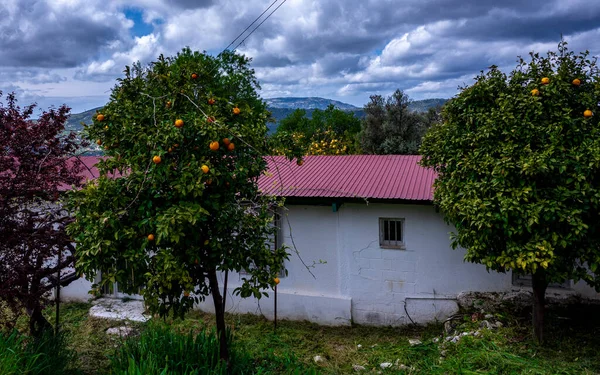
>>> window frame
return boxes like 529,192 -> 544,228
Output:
379,217 -> 405,249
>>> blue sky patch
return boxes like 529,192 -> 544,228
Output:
124,8 -> 154,37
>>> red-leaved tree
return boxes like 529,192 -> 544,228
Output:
0,92 -> 84,336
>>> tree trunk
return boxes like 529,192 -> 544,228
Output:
208,269 -> 229,364
532,269 -> 548,344
26,305 -> 52,338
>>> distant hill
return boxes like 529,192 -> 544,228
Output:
65,97 -> 448,137
264,97 -> 359,110
265,97 -> 448,130
64,107 -> 101,132
408,98 -> 447,112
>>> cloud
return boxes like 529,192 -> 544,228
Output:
0,68 -> 66,84
1,0 -> 599,112
75,34 -> 161,81
0,0 -> 133,68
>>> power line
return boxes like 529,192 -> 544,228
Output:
223,0 -> 282,52
232,0 -> 287,51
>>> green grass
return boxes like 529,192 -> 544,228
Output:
3,301 -> 600,374
0,329 -> 80,375
109,323 -> 233,374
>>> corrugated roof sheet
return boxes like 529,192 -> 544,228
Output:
259,155 -> 435,201
74,155 -> 436,201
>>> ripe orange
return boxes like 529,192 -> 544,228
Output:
147,234 -> 155,241
166,101 -> 172,108
96,139 -> 102,146
541,77 -> 550,85
210,141 -> 220,151
274,277 -> 280,285
584,110 -> 593,118
184,291 -> 190,297
572,78 -> 581,86
227,142 -> 235,151
531,89 -> 540,96
174,119 -> 184,128
223,138 -> 231,146
201,165 -> 209,174
153,155 -> 162,164
233,107 -> 241,115
208,98 -> 215,105
97,114 -> 105,122
191,73 -> 198,79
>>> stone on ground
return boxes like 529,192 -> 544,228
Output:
89,298 -> 149,322
106,326 -> 135,337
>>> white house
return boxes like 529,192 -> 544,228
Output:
61,155 -> 600,326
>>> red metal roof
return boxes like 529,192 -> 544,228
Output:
76,156 -> 104,181
259,155 -> 435,201
74,155 -> 436,201
59,156 -> 118,190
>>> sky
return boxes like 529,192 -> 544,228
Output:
1,0 -> 600,113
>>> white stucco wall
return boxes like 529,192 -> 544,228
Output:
59,277 -> 95,302
195,205 -> 352,326
339,203 -> 510,325
60,202 -> 599,326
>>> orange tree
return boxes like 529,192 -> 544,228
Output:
306,128 -> 350,155
420,41 -> 600,343
67,49 -> 291,362
271,105 -> 361,155
271,129 -> 355,156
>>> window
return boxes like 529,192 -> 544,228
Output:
379,218 -> 405,249
511,273 -> 571,289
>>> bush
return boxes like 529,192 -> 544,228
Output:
0,330 -> 79,375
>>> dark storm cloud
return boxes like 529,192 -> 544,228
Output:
0,68 -> 66,84
240,0 -> 600,74
444,5 -> 600,43
250,54 -> 294,68
0,1 -> 129,68
317,54 -> 364,76
170,0 -> 216,9
3,0 -> 600,110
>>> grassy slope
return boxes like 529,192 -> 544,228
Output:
19,301 -> 597,375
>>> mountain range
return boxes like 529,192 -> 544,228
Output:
65,97 -> 448,134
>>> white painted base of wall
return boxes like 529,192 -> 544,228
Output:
59,277 -> 94,302
195,288 -> 352,326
